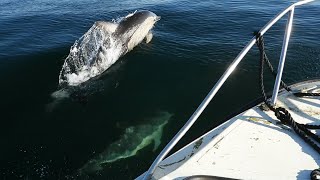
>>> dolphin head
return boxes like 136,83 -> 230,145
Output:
134,10 -> 160,23
114,10 -> 160,52
114,10 -> 159,38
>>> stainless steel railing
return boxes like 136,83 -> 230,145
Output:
143,0 -> 315,179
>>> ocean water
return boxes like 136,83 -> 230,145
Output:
0,0 -> 319,179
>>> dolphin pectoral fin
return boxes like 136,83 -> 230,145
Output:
145,31 -> 153,43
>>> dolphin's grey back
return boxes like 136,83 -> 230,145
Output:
114,11 -> 155,37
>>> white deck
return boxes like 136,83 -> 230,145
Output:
139,80 -> 320,180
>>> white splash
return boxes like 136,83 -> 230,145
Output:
59,23 -> 123,86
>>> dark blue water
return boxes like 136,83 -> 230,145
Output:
0,0 -> 319,179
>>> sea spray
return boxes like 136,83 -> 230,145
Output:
59,22 -> 123,86
79,111 -> 173,174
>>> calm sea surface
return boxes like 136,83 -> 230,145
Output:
0,0 -> 319,179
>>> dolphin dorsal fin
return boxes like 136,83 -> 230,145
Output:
94,21 -> 118,33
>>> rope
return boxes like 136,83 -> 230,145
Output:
311,168 -> 320,180
264,52 -> 292,91
256,32 -> 320,179
253,31 -> 320,98
274,107 -> 320,151
294,92 -> 320,97
254,31 -> 292,92
256,33 -> 320,154
255,32 -> 320,131
256,32 -> 275,111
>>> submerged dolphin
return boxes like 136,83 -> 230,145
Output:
78,112 -> 173,174
59,10 -> 160,86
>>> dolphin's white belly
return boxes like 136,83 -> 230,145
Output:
127,17 -> 156,51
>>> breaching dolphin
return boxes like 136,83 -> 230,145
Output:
59,10 -> 160,86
